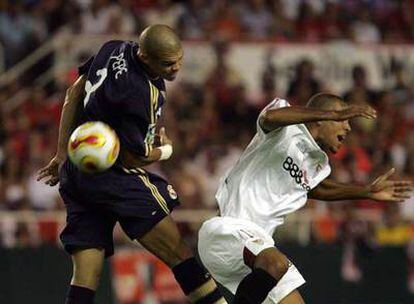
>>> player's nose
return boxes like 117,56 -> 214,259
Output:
344,120 -> 351,132
172,60 -> 182,72
171,64 -> 180,72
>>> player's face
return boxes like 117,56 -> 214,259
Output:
148,49 -> 184,81
318,105 -> 351,153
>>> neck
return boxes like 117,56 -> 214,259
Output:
306,123 -> 320,144
136,51 -> 159,80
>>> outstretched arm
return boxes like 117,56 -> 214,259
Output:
37,75 -> 86,185
259,104 -> 376,132
309,168 -> 413,202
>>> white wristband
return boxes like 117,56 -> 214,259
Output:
158,144 -> 173,160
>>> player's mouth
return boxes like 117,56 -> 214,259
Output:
337,133 -> 346,143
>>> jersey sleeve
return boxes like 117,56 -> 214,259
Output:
78,56 -> 95,76
257,98 -> 290,135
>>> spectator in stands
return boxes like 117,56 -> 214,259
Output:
239,0 -> 273,40
287,59 -> 321,105
40,0 -> 80,34
295,2 -> 323,42
176,0 -> 211,40
210,0 -> 242,41
0,1 -> 46,68
391,63 -> 411,105
80,0 -> 135,35
350,4 -> 381,43
143,0 -> 183,29
319,1 -> 346,41
205,39 -> 244,125
268,0 -> 295,41
376,204 -> 412,246
344,65 -> 376,105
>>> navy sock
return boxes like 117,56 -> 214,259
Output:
172,257 -> 226,303
65,285 -> 95,304
234,268 -> 278,304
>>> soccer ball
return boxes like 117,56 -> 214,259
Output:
68,121 -> 120,173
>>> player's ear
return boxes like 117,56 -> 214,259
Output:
138,49 -> 148,62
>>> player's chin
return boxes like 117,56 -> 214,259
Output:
329,143 -> 342,153
164,72 -> 178,81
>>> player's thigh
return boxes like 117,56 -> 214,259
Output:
71,247 -> 105,290
59,162 -> 118,257
198,217 -> 273,293
137,215 -> 193,268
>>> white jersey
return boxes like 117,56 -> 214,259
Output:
216,98 -> 331,235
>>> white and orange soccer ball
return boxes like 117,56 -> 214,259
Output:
68,121 -> 120,173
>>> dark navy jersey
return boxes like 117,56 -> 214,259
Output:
78,40 -> 166,157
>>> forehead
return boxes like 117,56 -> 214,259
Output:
332,102 -> 346,111
154,48 -> 184,61
324,100 -> 346,111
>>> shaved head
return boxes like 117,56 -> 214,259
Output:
139,24 -> 182,59
137,24 -> 183,80
306,93 -> 346,110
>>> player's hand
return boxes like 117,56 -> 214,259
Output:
158,127 -> 172,146
36,154 -> 66,186
334,105 -> 377,121
368,168 -> 413,202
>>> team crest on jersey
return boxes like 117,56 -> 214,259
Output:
167,185 -> 178,199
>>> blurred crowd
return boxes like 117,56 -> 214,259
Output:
2,0 -> 414,68
0,0 -> 413,255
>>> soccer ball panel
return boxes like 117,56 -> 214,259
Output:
68,121 -> 120,173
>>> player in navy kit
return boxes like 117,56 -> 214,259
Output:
38,25 -> 226,304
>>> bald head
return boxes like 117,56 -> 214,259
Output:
139,24 -> 182,58
137,24 -> 183,81
306,93 -> 346,110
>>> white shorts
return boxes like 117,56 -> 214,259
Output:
198,216 -> 305,303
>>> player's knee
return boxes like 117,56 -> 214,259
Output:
72,265 -> 102,289
255,249 -> 289,281
71,248 -> 104,289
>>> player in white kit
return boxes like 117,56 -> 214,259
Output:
198,93 -> 413,304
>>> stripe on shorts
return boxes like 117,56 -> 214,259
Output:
138,175 -> 170,214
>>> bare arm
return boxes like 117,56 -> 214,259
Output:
56,75 -> 87,158
37,75 -> 86,185
308,179 -> 370,201
309,169 -> 413,202
259,105 -> 376,132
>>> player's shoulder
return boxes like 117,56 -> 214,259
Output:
103,41 -> 148,98
257,97 -> 292,135
259,97 -> 290,118
264,98 -> 290,111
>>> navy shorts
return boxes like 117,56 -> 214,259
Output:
58,161 -> 180,257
